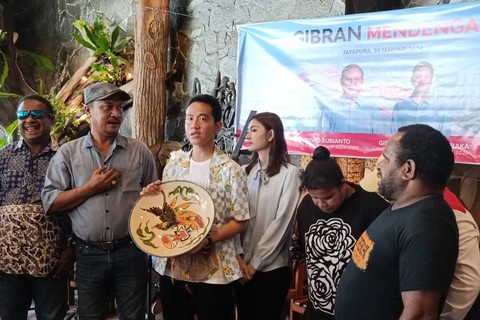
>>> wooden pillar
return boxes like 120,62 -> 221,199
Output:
133,0 -> 170,171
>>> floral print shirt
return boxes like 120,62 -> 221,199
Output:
153,148 -> 250,283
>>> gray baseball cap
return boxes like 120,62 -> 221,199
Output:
84,82 -> 130,105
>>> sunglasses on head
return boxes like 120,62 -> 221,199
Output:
16,110 -> 52,120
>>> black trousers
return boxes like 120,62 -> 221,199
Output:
233,266 -> 291,320
159,275 -> 235,320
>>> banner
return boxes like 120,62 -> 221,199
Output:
236,2 -> 480,164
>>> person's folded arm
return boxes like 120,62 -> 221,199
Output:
43,165 -> 121,213
400,290 -> 442,320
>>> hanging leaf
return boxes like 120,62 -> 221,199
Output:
5,120 -> 18,136
0,51 -> 8,87
0,120 -> 18,148
22,51 -> 55,72
111,26 -> 120,51
0,92 -> 21,98
71,34 -> 97,53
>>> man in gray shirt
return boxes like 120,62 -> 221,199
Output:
42,82 -> 158,319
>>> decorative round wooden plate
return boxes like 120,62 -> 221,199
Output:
129,180 -> 215,257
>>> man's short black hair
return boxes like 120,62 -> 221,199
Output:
188,94 -> 222,123
17,94 -> 55,116
397,124 -> 454,189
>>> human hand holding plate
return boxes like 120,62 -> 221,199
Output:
140,180 -> 162,196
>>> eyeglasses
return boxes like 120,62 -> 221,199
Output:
16,110 -> 52,120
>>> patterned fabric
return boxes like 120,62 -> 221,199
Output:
0,204 -> 62,276
305,218 -> 356,314
336,157 -> 364,184
170,249 -> 220,282
0,142 -> 69,276
153,148 -> 250,283
0,142 -> 54,205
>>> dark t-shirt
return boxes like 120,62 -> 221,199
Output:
335,195 -> 459,320
296,184 -> 389,320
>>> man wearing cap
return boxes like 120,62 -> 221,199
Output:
42,82 -> 158,319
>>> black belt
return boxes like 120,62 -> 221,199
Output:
74,235 -> 132,250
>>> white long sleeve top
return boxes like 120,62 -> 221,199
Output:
239,162 -> 301,272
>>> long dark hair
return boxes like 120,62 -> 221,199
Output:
245,112 -> 290,177
301,146 -> 344,190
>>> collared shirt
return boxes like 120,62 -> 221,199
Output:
321,96 -> 376,133
391,96 -> 450,135
153,147 -> 250,283
0,141 -> 70,276
1,141 -> 55,206
42,132 -> 158,242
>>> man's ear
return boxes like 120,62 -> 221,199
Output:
214,121 -> 222,134
84,105 -> 92,117
401,159 -> 417,181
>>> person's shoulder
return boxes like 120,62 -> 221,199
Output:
213,148 -> 239,166
0,142 -> 17,153
352,184 -> 389,206
121,136 -> 152,151
223,157 -> 243,171
357,97 -> 378,109
57,135 -> 87,151
403,196 -> 455,222
164,149 -> 189,164
285,162 -> 299,170
0,143 -> 14,161
297,194 -> 317,216
298,193 -> 313,206
118,135 -> 144,146
353,184 -> 380,196
282,163 -> 302,178
325,96 -> 344,109
393,97 -> 415,109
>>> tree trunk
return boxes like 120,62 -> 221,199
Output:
133,0 -> 170,173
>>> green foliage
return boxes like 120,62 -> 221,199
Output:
0,120 -> 18,148
50,98 -> 89,144
23,51 -> 56,72
0,30 -> 5,44
0,30 -> 9,88
0,29 -> 18,147
0,92 -> 21,99
0,28 -> 55,146
0,16 -> 133,147
0,30 -> 55,91
72,13 -> 133,84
